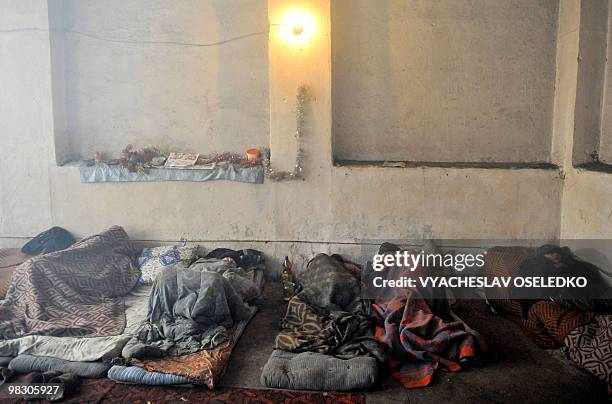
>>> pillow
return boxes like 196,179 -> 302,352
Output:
261,350 -> 379,391
138,245 -> 198,284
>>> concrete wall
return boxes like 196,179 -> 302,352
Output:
1,0 -> 598,273
595,1 -> 612,164
53,0 -> 269,162
0,0 -> 54,242
332,0 -> 558,163
560,0 -> 612,239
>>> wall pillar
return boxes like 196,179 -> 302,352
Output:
268,0 -> 332,173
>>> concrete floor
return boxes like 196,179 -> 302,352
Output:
221,282 -> 609,404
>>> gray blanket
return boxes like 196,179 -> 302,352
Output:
0,335 -> 131,362
261,350 -> 379,391
124,262 -> 255,358
297,254 -> 363,313
9,354 -> 110,378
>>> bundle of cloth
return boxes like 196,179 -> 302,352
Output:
109,248 -> 266,389
366,242 -> 486,389
261,253 -> 386,391
483,245 -> 612,395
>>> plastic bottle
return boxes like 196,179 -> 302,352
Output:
282,256 -> 294,301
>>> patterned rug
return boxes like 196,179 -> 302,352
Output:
8,378 -> 366,403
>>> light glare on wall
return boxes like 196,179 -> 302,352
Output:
278,9 -> 316,45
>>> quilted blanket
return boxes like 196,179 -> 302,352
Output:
275,295 -> 384,362
0,226 -> 141,338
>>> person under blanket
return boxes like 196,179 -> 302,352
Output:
274,254 -> 387,364
512,245 -> 612,316
483,246 -> 612,395
370,242 -> 486,389
123,260 -> 257,359
0,226 -> 141,338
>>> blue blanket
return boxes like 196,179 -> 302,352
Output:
108,365 -> 193,385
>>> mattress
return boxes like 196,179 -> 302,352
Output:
261,350 -> 379,391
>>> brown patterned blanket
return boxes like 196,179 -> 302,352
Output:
0,226 -> 141,338
483,247 -> 595,349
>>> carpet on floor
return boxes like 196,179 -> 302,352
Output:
7,378 -> 366,404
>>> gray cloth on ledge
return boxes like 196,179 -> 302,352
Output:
9,354 -> 110,378
261,350 -> 379,391
79,163 -> 264,184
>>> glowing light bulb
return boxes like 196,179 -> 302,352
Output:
293,24 -> 304,36
278,9 -> 316,45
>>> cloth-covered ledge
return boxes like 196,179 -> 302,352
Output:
79,163 -> 264,184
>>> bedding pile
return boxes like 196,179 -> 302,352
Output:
483,246 -> 612,394
261,253 -> 386,391
112,248 -> 265,389
0,228 -> 265,393
0,226 -> 143,400
122,263 -> 254,358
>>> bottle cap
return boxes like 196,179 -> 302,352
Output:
284,256 -> 289,260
